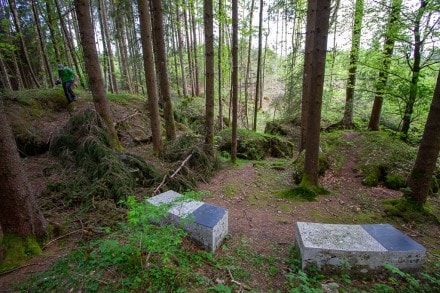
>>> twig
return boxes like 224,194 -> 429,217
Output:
117,110 -> 139,124
227,268 -> 251,291
153,154 -> 192,195
170,154 -> 193,178
153,174 -> 168,195
0,264 -> 35,276
42,229 -> 83,250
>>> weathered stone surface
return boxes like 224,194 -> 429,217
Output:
147,191 -> 228,252
296,222 -> 426,274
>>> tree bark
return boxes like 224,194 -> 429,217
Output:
74,0 -> 122,151
253,0 -> 263,131
138,0 -> 162,153
401,0 -> 427,139
150,0 -> 176,140
231,0 -> 238,163
368,0 -> 402,131
189,1 -> 200,96
0,100 -> 47,239
175,2 -> 188,97
302,0 -> 331,186
342,0 -> 364,127
406,68 -> 440,207
218,0 -> 224,130
204,0 -> 214,152
244,0 -> 255,128
45,0 -> 62,64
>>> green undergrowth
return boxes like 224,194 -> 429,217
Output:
276,185 -> 330,202
355,131 -> 416,189
383,196 -> 440,224
17,194 -> 283,292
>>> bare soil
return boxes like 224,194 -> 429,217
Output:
1,99 -> 439,292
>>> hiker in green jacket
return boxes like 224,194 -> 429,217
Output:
57,64 -> 78,103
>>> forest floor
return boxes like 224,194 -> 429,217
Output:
0,95 -> 439,292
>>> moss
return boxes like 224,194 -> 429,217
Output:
0,234 -> 42,272
384,174 -> 406,190
383,198 -> 439,223
292,152 -> 330,184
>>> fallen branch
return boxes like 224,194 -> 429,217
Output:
43,229 -> 83,250
170,154 -> 193,178
153,154 -> 192,195
0,263 -> 35,276
117,110 -> 139,124
227,268 -> 251,291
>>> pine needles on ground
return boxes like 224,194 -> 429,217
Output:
48,109 -> 158,209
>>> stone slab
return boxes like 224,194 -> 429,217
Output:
147,191 -> 228,253
296,222 -> 426,274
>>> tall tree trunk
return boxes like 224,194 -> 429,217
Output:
253,0 -> 263,131
406,68 -> 440,207
401,0 -> 426,139
183,4 -> 195,96
342,0 -> 364,127
45,0 -> 62,64
74,0 -> 122,151
150,0 -> 176,141
0,100 -> 47,239
100,0 -> 118,93
138,0 -> 162,153
368,0 -> 402,131
55,0 -> 84,88
231,0 -> 238,163
189,1 -> 200,96
31,0 -> 55,87
8,0 -> 40,88
112,0 -> 134,93
218,0 -> 224,130
204,0 -> 214,152
97,1 -> 110,91
301,0 -> 331,186
175,3 -> 188,97
244,0 -> 256,128
299,0 -> 316,152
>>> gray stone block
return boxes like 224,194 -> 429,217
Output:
295,222 -> 426,274
147,191 -> 228,253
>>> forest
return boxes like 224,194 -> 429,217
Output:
0,0 -> 439,291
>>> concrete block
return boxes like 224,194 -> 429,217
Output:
147,191 -> 228,253
296,222 -> 426,274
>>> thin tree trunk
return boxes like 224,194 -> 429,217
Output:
31,0 -> 55,87
401,0 -> 426,139
55,0 -> 84,88
244,0 -> 256,128
0,54 -> 12,90
137,0 -> 162,153
231,0 -> 238,163
368,0 -> 402,131
183,4 -> 195,96
8,0 -> 40,88
190,1 -> 200,96
342,0 -> 364,127
218,0 -> 224,130
99,0 -> 118,93
45,0 -> 62,64
150,0 -> 176,140
253,0 -> 263,131
74,0 -> 122,151
204,0 -> 214,152
175,3 -> 188,97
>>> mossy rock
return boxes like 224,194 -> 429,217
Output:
431,175 -> 439,195
0,234 -> 42,272
218,128 -> 294,160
